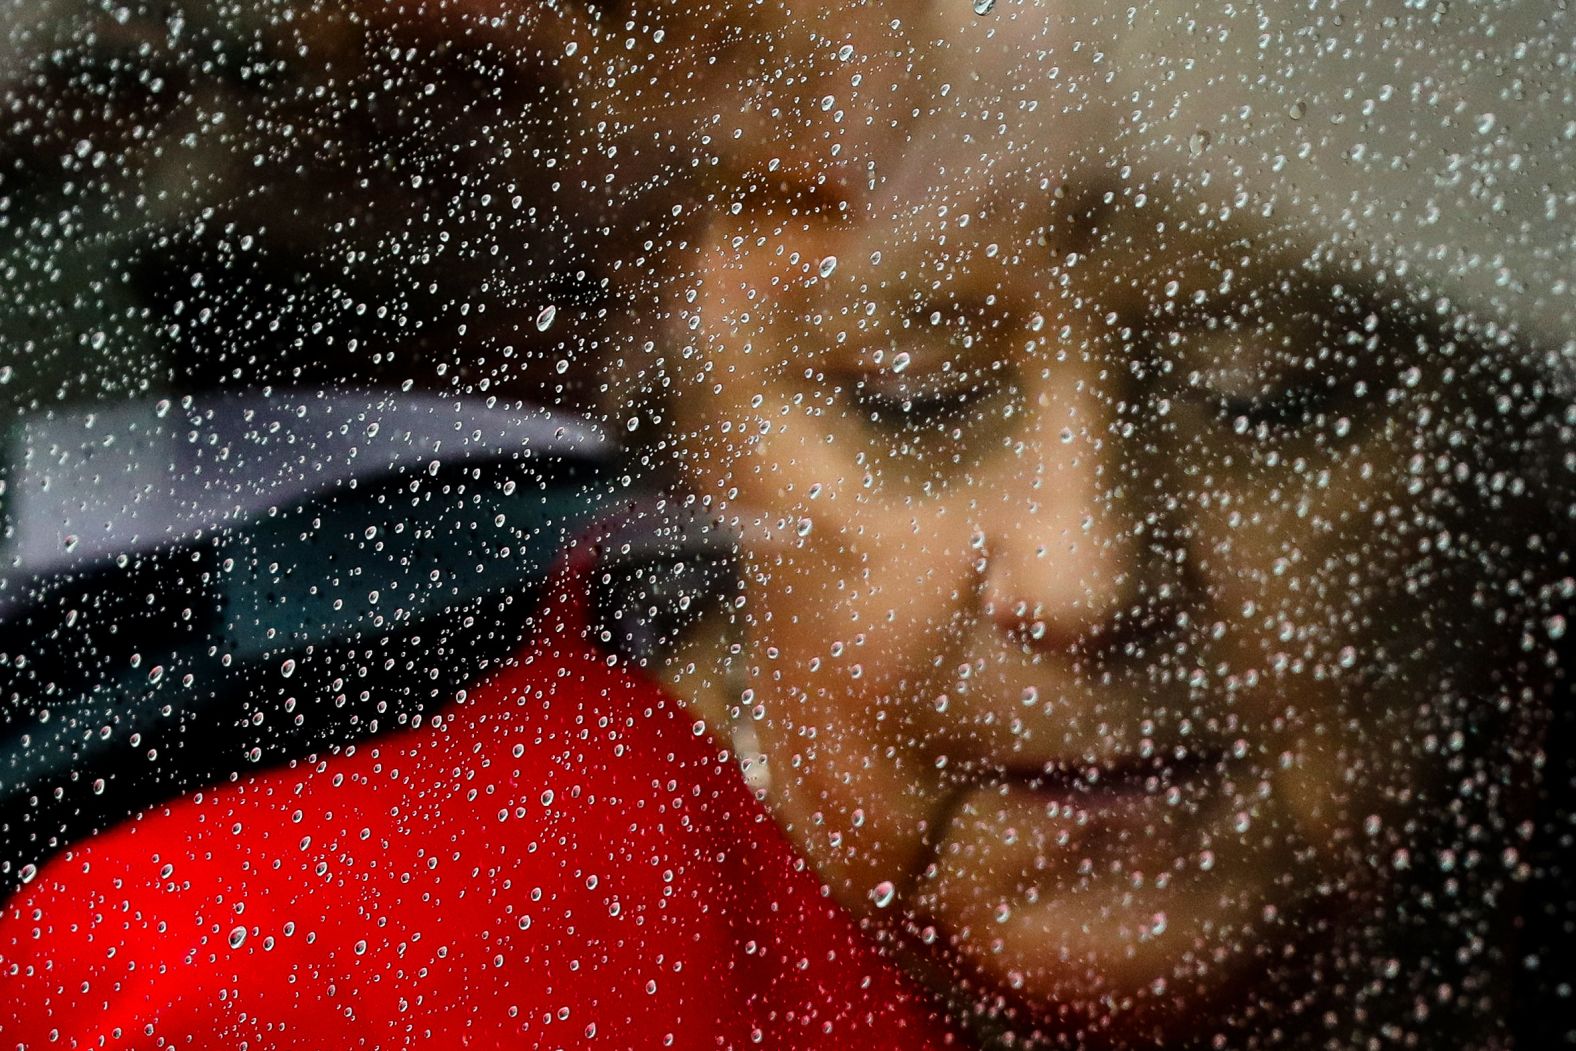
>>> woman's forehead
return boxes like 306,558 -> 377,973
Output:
701,0 -> 1571,344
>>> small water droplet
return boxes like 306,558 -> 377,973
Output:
1188,129 -> 1213,155
891,351 -> 912,374
536,304 -> 557,332
972,0 -> 995,14
818,255 -> 838,278
228,926 -> 247,949
871,880 -> 897,908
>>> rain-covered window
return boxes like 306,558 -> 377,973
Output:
2,2 -> 1573,1048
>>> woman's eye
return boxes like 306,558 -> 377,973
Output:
730,169 -> 850,222
846,368 -> 1012,432
1209,374 -> 1340,435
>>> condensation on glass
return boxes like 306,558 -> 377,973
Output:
0,2 -> 1572,1048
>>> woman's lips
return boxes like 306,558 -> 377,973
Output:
996,749 -> 1228,823
912,747 -> 1236,925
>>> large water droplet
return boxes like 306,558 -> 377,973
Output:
871,880 -> 897,908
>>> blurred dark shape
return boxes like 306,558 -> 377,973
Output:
0,391 -> 615,890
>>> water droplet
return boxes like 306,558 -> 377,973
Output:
972,0 -> 995,14
796,517 -> 813,538
1288,99 -> 1306,120
871,880 -> 897,907
228,926 -> 247,949
18,863 -> 37,884
891,351 -> 912,374
1188,129 -> 1213,155
536,304 -> 557,332
818,255 -> 838,278
280,658 -> 296,679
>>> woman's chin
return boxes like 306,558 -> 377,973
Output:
917,875 -> 1277,1047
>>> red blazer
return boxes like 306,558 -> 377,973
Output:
0,560 -> 956,1049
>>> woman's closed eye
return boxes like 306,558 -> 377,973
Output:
842,361 -> 1018,433
1202,369 -> 1347,436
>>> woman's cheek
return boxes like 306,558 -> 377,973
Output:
728,423 -> 987,904
1183,432 -> 1436,865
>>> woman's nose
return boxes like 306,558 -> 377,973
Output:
977,391 -> 1166,657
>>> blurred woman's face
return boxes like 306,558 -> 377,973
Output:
655,9 -> 1539,1045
